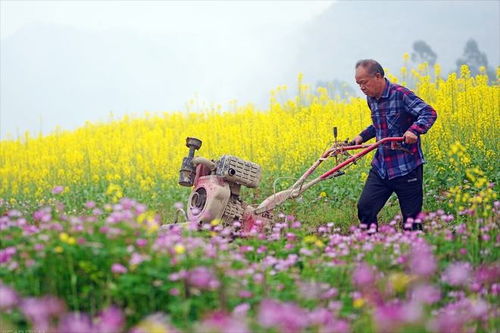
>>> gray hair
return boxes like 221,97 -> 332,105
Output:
355,59 -> 385,77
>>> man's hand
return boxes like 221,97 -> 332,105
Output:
349,135 -> 364,146
403,131 -> 418,144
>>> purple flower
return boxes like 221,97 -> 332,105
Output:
258,299 -> 308,333
233,303 -> 250,318
33,208 -> 51,222
129,253 -> 146,266
373,302 -> 404,332
0,246 -> 17,264
168,270 -> 187,281
408,241 -> 436,277
400,301 -> 423,323
95,306 -> 124,333
442,262 -> 472,286
352,263 -> 376,287
111,263 -> 127,274
51,186 -> 64,194
58,312 -> 93,333
187,267 -> 220,290
197,311 -> 249,333
238,290 -> 253,298
84,201 -> 96,209
474,264 -> 500,285
470,298 -> 489,318
307,307 -> 350,332
169,288 -> 180,296
298,281 -> 330,300
7,209 -> 22,217
0,284 -> 18,309
429,298 -> 483,333
411,284 -> 441,304
21,296 -> 65,331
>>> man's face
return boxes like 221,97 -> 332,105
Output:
355,66 -> 383,98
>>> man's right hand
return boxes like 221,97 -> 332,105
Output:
349,135 -> 363,146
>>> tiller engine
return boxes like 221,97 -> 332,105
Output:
178,137 -> 271,232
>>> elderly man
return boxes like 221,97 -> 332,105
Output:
351,59 -> 437,232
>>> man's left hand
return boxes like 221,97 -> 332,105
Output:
403,131 -> 418,144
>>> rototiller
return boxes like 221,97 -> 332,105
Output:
178,129 -> 406,232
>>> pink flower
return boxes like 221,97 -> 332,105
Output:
411,284 -> 441,304
198,311 -> 249,333
308,308 -> 350,332
129,253 -> 146,266
352,263 -> 376,287
408,241 -> 436,277
258,299 -> 308,333
51,186 -> 64,194
187,267 -> 220,290
0,284 -> 18,309
0,246 -> 17,263
373,302 -> 404,332
21,296 -> 66,331
169,288 -> 180,296
442,262 -> 472,286
111,263 -> 127,274
474,264 -> 500,285
233,303 -> 250,317
84,201 -> 96,209
58,312 -> 93,333
429,299 -> 482,333
95,306 -> 124,333
33,208 -> 52,222
239,290 -> 253,298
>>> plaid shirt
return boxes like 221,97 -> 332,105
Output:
359,79 -> 437,180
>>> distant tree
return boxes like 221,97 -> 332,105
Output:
411,40 -> 437,66
456,39 -> 495,80
315,79 -> 356,100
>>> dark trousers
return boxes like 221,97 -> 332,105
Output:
357,165 -> 423,231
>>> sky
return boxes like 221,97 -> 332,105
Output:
0,1 -> 333,39
0,0 -> 333,138
0,0 -> 498,139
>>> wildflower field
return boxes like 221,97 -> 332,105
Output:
0,64 -> 499,332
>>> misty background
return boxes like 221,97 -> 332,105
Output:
1,0 -> 499,139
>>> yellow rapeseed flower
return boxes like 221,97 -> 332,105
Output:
59,232 -> 69,242
0,63 -> 497,216
174,244 -> 185,254
389,272 -> 414,293
353,298 -> 365,308
304,235 -> 318,243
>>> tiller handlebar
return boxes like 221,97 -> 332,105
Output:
253,136 -> 406,214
